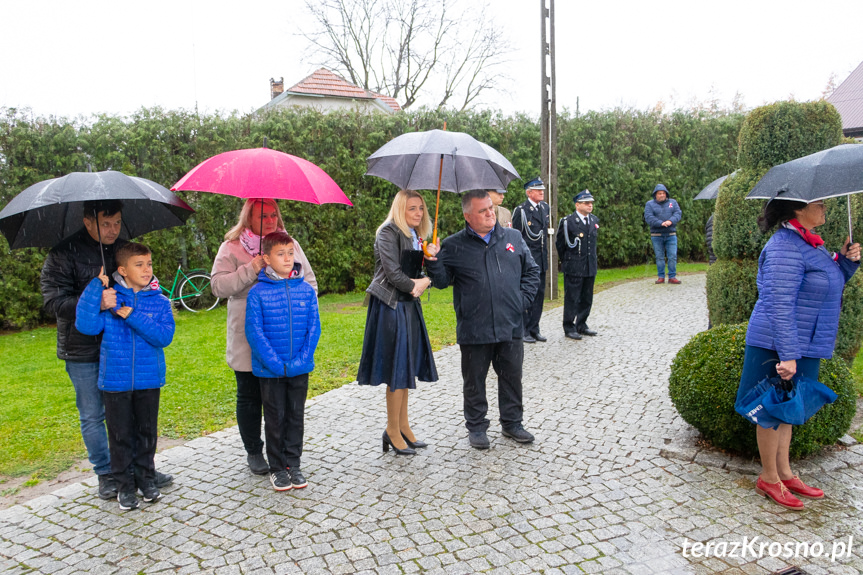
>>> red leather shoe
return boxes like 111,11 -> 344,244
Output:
781,476 -> 824,499
655,278 -> 665,284
668,278 -> 682,284
755,477 -> 804,510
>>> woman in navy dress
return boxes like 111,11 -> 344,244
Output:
738,198 -> 859,509
358,190 -> 439,455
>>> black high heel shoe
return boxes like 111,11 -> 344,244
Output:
401,433 -> 428,449
382,431 -> 416,455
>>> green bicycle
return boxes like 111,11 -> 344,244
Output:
160,265 -> 220,312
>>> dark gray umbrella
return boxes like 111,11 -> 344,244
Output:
0,171 -> 194,250
746,143 -> 863,241
366,128 -> 519,248
366,129 -> 519,193
694,170 -> 738,200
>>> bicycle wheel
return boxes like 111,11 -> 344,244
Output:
179,273 -> 220,312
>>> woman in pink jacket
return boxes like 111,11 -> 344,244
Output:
211,199 -> 317,475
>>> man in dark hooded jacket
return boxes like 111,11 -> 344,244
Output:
644,184 -> 682,284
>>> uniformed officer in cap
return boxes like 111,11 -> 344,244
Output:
512,177 -> 550,343
555,190 -> 599,340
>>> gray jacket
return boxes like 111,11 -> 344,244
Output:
366,222 -> 422,309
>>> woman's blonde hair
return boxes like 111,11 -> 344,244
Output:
224,199 -> 286,241
376,190 -> 432,239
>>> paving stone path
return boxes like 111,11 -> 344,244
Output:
2,275 -> 862,575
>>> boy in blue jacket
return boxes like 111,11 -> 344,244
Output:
245,231 -> 321,492
76,242 -> 175,510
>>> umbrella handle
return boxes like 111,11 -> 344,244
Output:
430,153 -> 444,249
426,121 -> 447,258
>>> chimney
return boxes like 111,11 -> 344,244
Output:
270,77 -> 284,100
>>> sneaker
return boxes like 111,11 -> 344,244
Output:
270,470 -> 292,491
140,482 -> 162,503
154,470 -> 174,488
502,425 -> 535,444
248,453 -> 269,475
288,467 -> 308,489
98,474 -> 118,500
655,277 -> 665,284
468,431 -> 490,450
668,278 -> 681,284
117,490 -> 139,511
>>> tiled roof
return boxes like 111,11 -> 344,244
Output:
287,68 -> 401,112
828,61 -> 863,134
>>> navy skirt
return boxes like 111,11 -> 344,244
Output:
735,345 -> 821,412
357,295 -> 438,391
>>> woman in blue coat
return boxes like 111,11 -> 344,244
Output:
739,198 -> 860,510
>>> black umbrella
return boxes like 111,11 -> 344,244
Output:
746,144 -> 863,241
0,171 -> 194,268
694,170 -> 738,200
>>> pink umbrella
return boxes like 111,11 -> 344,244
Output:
172,147 -> 352,206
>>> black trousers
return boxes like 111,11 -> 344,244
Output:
562,274 -> 595,334
459,341 -> 524,432
235,371 -> 264,455
523,269 -> 546,336
103,388 -> 160,492
259,374 -> 309,473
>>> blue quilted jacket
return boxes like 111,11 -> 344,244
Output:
746,228 -> 858,360
245,267 -> 321,378
75,277 -> 175,392
643,191 -> 682,234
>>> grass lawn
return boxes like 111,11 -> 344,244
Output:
3,261 -> 859,482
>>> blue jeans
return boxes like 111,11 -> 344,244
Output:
651,234 -> 678,278
65,361 -> 111,475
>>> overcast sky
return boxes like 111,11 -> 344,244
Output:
1,0 -> 860,120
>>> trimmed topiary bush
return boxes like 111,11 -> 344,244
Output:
737,100 -> 843,172
711,169 -> 767,261
669,323 -> 857,458
705,259 -> 759,326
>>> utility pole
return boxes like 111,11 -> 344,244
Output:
540,0 -> 558,298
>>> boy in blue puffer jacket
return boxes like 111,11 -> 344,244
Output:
245,231 -> 321,492
76,242 -> 174,511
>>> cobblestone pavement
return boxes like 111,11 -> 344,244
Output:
2,275 -> 862,575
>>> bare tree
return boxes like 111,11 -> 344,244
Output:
299,0 -> 509,110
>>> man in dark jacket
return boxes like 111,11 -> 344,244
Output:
427,190 -> 540,450
556,190 -> 599,339
644,183 -> 683,284
40,200 -> 172,500
511,178 -> 550,342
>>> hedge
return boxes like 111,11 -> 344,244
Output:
1,105 -> 743,328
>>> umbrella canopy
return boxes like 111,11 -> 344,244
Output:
365,129 -> 520,193
172,147 -> 352,206
0,171 -> 194,249
746,144 -> 863,202
694,170 -> 738,200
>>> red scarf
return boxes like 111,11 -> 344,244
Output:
787,218 -> 824,248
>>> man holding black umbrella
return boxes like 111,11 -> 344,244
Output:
41,200 -> 172,500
